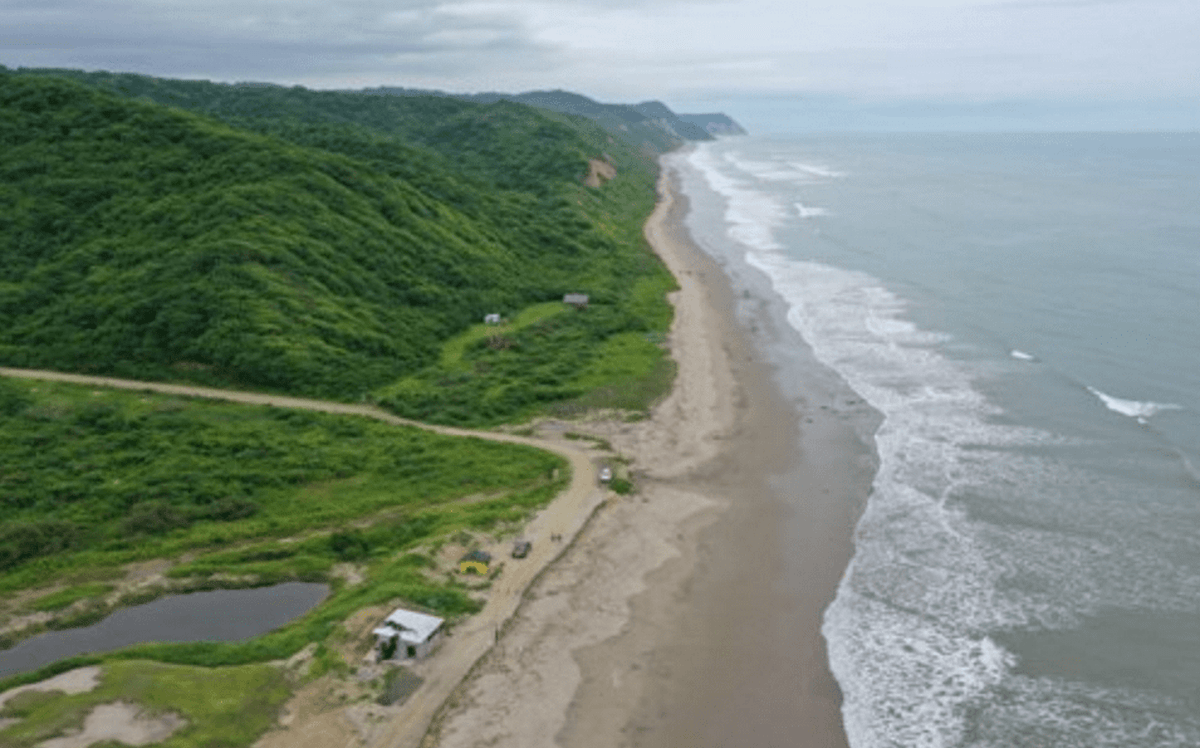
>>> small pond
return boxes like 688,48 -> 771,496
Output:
0,582 -> 329,679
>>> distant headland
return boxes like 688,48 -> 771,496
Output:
361,86 -> 748,149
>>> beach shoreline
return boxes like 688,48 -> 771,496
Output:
430,158 -> 878,747
0,154 -> 879,748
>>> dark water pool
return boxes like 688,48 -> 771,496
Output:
0,582 -> 328,679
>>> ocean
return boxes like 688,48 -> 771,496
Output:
667,133 -> 1200,747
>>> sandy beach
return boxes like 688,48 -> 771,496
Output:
428,162 -> 879,747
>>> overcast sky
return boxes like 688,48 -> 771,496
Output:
5,0 -> 1199,131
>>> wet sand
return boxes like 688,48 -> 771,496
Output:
430,163 -> 878,747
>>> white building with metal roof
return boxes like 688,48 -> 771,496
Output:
372,608 -> 445,660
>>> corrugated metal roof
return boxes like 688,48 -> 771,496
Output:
373,608 -> 444,644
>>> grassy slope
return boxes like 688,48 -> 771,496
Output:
0,660 -> 290,748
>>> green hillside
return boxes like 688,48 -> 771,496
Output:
360,86 -> 717,155
458,89 -> 712,154
0,69 -> 676,419
13,69 -> 633,192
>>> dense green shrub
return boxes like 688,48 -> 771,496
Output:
609,478 -> 634,495
0,379 -> 32,416
0,520 -> 82,573
30,583 -> 114,612
121,501 -> 192,536
380,635 -> 398,661
329,530 -> 371,561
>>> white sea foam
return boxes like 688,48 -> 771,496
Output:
725,154 -> 816,183
1086,386 -> 1182,422
965,672 -> 1200,746
825,590 -> 1016,748
788,160 -> 847,179
1011,349 -> 1036,361
723,152 -> 845,183
688,147 -> 787,251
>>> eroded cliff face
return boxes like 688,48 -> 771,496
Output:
585,158 -> 618,188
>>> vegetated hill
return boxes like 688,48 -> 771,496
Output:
9,68 -> 627,194
21,67 -> 743,167
0,69 -> 673,412
470,90 -> 713,152
628,101 -> 713,141
364,86 -> 734,154
676,113 -> 749,136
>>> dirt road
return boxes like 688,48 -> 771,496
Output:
0,366 -> 606,748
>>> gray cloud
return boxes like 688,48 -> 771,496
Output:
2,0 -> 557,82
3,0 -> 1197,128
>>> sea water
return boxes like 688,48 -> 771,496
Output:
668,133 -> 1200,747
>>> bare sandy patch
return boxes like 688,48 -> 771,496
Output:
0,609 -> 56,644
584,159 -> 617,188
330,563 -> 366,587
257,676 -> 363,748
37,701 -> 185,748
0,666 -> 103,712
